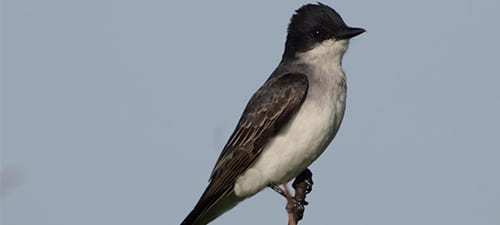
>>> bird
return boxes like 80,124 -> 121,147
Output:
181,3 -> 364,225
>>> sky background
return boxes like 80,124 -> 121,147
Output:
2,0 -> 500,225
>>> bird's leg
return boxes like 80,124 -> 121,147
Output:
267,168 -> 314,223
290,168 -> 313,222
268,183 -> 287,198
268,168 -> 313,199
292,168 -> 313,200
268,183 -> 308,222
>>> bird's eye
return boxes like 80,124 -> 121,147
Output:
312,28 -> 323,39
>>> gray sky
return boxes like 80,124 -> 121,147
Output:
2,0 -> 500,225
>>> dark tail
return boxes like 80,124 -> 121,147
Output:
180,185 -> 241,225
180,198 -> 208,225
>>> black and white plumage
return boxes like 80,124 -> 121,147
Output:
181,3 -> 364,225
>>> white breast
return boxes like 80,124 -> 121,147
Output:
233,39 -> 349,198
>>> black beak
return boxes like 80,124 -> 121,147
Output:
335,27 -> 365,40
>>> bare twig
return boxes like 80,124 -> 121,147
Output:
291,169 -> 313,222
281,169 -> 314,225
283,184 -> 297,225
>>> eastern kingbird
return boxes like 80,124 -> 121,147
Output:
181,3 -> 364,225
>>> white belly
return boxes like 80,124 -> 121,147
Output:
233,96 -> 344,197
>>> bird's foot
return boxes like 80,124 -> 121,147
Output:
290,168 -> 313,222
286,194 -> 308,222
268,168 -> 314,223
292,168 -> 313,196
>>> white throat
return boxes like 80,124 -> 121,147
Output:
297,38 -> 349,68
294,38 -> 349,86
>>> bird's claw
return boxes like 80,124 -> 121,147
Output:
287,198 -> 307,221
268,169 -> 314,223
292,168 -> 313,194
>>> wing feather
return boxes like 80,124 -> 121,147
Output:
210,73 -> 309,179
181,73 -> 308,225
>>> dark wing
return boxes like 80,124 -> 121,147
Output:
180,73 -> 309,225
210,73 -> 309,180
